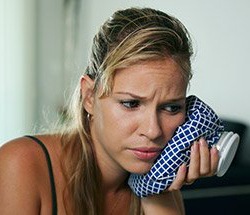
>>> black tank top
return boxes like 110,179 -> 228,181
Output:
26,135 -> 57,215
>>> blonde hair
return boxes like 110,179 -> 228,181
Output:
60,7 -> 193,214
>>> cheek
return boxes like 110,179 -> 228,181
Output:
162,113 -> 186,141
108,109 -> 138,136
94,102 -> 136,143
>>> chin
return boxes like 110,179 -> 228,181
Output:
127,163 -> 153,175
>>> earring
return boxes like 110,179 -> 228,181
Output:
87,113 -> 91,121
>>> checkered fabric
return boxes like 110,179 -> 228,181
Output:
128,95 -> 224,197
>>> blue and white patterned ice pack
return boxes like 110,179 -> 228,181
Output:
128,95 -> 225,197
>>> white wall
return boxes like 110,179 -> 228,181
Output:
79,0 -> 250,125
36,0 -> 65,128
0,0 -> 36,144
0,0 -> 82,145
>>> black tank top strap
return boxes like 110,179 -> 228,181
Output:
25,135 -> 58,215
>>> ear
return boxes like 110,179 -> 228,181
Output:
80,75 -> 95,114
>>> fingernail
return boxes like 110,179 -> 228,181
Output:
180,163 -> 187,172
199,137 -> 207,146
211,144 -> 219,153
191,141 -> 198,152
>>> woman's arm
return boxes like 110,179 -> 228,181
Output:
141,138 -> 219,215
0,139 -> 41,214
141,190 -> 185,215
141,164 -> 187,215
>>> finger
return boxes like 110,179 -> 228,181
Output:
210,145 -> 219,175
199,138 -> 210,176
186,141 -> 200,183
168,163 -> 187,191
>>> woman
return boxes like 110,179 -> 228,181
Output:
0,7 -> 219,215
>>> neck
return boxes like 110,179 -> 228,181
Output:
101,164 -> 129,194
93,146 -> 133,214
97,156 -> 132,214
94,149 -> 129,193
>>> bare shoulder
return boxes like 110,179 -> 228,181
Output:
0,136 -> 47,173
0,135 -> 61,184
0,136 -> 56,214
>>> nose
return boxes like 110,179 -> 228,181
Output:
139,109 -> 163,140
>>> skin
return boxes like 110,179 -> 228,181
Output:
0,58 -> 219,214
0,135 -> 67,215
88,59 -> 187,178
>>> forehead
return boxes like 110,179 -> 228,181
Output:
112,58 -> 187,94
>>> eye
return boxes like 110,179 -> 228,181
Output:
160,103 -> 182,114
120,100 -> 140,109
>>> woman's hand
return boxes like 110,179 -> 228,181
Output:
168,137 -> 219,191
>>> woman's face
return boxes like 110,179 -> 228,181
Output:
90,58 -> 187,175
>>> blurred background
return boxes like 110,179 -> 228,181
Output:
1,1 -> 250,214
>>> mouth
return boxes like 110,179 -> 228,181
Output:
129,147 -> 162,161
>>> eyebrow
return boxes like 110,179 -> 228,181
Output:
113,91 -> 186,102
114,92 -> 146,99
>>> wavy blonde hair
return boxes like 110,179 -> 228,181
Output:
59,7 -> 193,215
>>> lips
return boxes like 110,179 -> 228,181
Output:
130,147 -> 162,161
